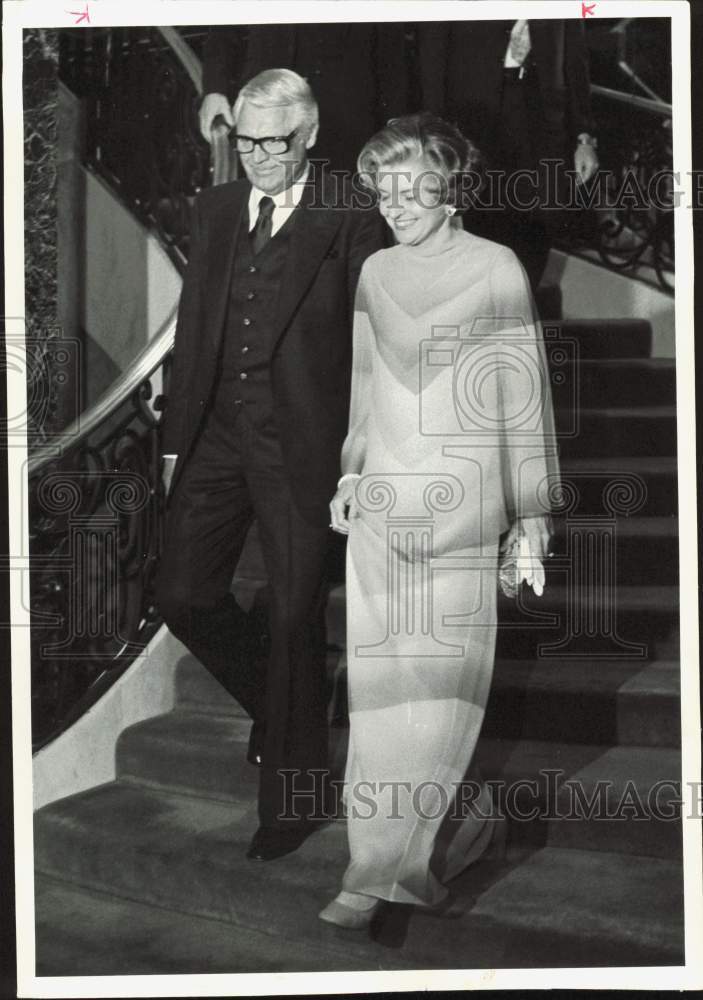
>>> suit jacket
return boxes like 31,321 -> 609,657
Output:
418,19 -> 594,162
162,172 -> 384,519
202,25 -> 411,172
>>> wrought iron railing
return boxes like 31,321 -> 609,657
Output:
29,320 -> 176,748
59,26 -> 211,262
557,85 -> 674,292
30,27 -> 221,748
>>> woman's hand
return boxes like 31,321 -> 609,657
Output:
329,475 -> 360,535
500,515 -> 553,597
518,515 -> 553,561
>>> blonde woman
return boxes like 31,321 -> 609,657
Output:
323,113 -> 558,929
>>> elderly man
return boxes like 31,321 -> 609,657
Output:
156,69 -> 382,861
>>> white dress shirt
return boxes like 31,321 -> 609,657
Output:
247,162 -> 311,237
503,19 -> 531,68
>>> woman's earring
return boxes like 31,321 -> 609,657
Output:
446,206 -> 456,216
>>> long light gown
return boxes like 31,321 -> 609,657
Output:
339,229 -> 558,907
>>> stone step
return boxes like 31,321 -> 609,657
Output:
544,319 -> 652,359
556,406 -> 677,459
173,651 -> 343,723
325,583 -> 679,657
549,515 -> 678,587
475,739 -> 682,861
33,783 -> 683,967
116,710 -> 258,802
495,583 -> 678,660
482,658 -> 681,748
559,455 -> 677,517
328,651 -> 680,747
466,846 -> 682,964
115,701 -> 681,860
550,358 -> 676,410
176,646 -> 680,752
173,654 -> 250,719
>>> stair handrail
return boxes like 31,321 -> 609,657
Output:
155,26 -> 203,93
28,307 -> 178,478
590,83 -> 672,118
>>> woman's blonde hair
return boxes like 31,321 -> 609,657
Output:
357,112 -> 482,208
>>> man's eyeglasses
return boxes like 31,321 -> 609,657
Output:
232,130 -> 298,155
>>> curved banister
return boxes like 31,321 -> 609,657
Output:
156,26 -> 235,186
28,308 -> 178,478
155,26 -> 203,94
590,83 -> 672,118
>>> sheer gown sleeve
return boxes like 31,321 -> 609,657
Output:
488,247 -> 560,524
340,264 -> 376,478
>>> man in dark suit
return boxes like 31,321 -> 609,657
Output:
418,18 -> 598,290
198,24 -> 412,173
156,68 -> 382,861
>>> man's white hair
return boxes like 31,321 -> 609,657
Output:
233,68 -> 319,137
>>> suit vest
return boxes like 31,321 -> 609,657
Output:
213,207 -> 296,426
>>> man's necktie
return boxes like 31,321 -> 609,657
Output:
251,195 -> 275,256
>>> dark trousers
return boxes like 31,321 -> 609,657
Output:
156,403 -> 331,829
468,73 -> 566,292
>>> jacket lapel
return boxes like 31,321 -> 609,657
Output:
270,174 -> 344,352
204,180 -> 250,355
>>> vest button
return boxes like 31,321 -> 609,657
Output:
239,372 -> 248,380
243,317 -> 251,326
247,291 -> 256,300
241,345 -> 249,354
249,265 -> 257,274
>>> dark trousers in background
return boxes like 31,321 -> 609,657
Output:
156,403 -> 331,829
468,70 -> 567,292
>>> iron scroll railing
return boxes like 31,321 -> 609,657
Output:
556,85 -> 674,292
28,315 -> 177,749
30,28 -> 227,749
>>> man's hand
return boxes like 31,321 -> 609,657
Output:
574,142 -> 599,184
199,93 -> 234,144
329,475 -> 359,535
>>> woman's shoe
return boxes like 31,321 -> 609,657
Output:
319,891 -> 382,930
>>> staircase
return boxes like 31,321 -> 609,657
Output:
34,317 -> 683,973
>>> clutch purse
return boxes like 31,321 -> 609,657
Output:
498,532 -> 522,598
498,531 -> 545,598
